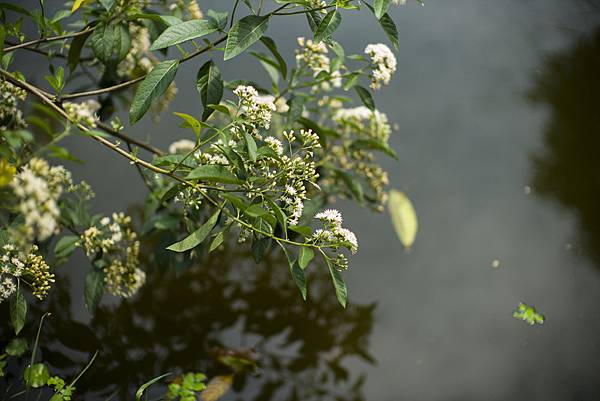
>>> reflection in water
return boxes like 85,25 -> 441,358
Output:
530,26 -> 600,264
1,237 -> 375,400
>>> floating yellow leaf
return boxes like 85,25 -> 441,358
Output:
388,189 -> 418,249
201,374 -> 233,401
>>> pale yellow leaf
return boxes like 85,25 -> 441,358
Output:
71,0 -> 88,12
388,189 -> 418,249
201,375 -> 233,401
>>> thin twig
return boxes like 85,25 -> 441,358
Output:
3,28 -> 94,53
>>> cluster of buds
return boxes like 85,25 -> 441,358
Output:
233,85 -> 276,137
0,244 -> 55,302
0,79 -> 27,131
63,100 -> 101,128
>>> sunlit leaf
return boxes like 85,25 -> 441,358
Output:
388,189 -> 418,249
5,338 -> 27,357
24,363 -> 49,388
513,302 -> 545,326
129,59 -> 179,124
224,15 -> 270,61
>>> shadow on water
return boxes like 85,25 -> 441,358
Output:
530,24 -> 600,266
1,231 -> 375,400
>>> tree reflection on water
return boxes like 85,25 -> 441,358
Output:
1,233 -> 375,401
530,26 -> 600,265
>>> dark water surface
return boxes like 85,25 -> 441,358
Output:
4,1 -> 600,400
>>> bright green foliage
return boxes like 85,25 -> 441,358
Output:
24,363 -> 50,388
166,373 -> 207,401
513,302 -> 545,326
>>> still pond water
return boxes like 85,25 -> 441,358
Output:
4,1 -> 600,400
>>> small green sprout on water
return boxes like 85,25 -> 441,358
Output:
513,302 -> 545,326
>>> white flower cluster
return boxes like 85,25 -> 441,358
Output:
169,139 -> 196,154
307,0 -> 327,12
312,209 -> 358,255
233,85 -> 276,136
117,24 -> 154,78
364,43 -> 397,90
0,244 -> 55,302
11,158 -> 72,241
295,38 -> 342,90
0,79 -> 27,131
63,100 -> 101,128
333,106 -> 392,141
81,213 -> 144,298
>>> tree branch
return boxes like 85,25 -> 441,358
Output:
2,28 -> 94,53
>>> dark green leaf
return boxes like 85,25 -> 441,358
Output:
289,259 -> 307,300
84,269 -> 105,312
265,198 -> 287,233
251,237 -> 271,263
327,261 -> 347,307
10,287 -> 26,335
260,36 -> 287,79
365,3 -> 399,50
354,85 -> 375,110
150,19 -> 218,50
224,15 -> 269,61
186,164 -> 241,184
166,209 -> 220,252
206,9 -> 228,30
314,10 -> 341,42
243,131 -> 257,162
288,225 -> 312,237
54,235 -> 79,259
129,59 -> 179,124
67,31 -> 91,72
90,23 -> 130,64
196,60 -> 223,121
350,138 -> 398,159
244,203 -> 268,218
5,338 -> 27,357
335,169 -> 364,204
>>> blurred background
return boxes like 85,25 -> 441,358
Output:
6,0 -> 600,400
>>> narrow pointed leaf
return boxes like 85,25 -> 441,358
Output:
10,287 -> 27,335
150,19 -> 218,50
186,165 -> 242,184
224,15 -> 269,61
327,261 -> 347,307
388,189 -> 418,249
374,0 -> 390,19
314,10 -> 341,42
129,59 -> 179,123
355,85 -> 375,110
167,209 -> 220,252
290,259 -> 307,300
196,60 -> 223,120
260,36 -> 287,79
243,131 -> 257,162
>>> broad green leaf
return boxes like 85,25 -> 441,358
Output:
354,85 -> 375,111
298,247 -> 314,270
327,261 -> 347,308
373,0 -> 390,19
244,203 -> 268,218
84,268 -> 105,312
99,0 -> 114,11
166,209 -> 220,252
288,225 -> 312,237
260,36 -> 287,79
10,287 -> 26,335
224,15 -> 269,61
129,59 -> 179,124
136,373 -> 171,401
173,112 -> 203,138
90,23 -> 130,64
5,338 -> 27,357
196,60 -> 223,121
186,165 -> 241,184
513,302 -> 545,326
24,363 -> 49,388
150,19 -> 218,50
206,10 -> 228,30
243,131 -> 257,163
314,10 -> 341,42
388,189 -> 418,249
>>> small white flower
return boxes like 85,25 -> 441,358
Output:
315,209 -> 343,226
365,43 -> 397,90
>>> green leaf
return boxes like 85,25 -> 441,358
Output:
513,302 -> 545,326
71,0 -> 85,12
365,3 -> 399,50
265,198 -> 287,233
206,10 -> 228,30
196,60 -> 223,121
298,247 -> 314,270
24,363 -> 49,388
173,112 -> 203,138
99,0 -> 115,11
150,19 -> 218,50
388,189 -> 418,249
224,15 -> 269,61
335,169 -> 364,204
354,85 -> 375,111
90,23 -> 130,64
68,30 -> 91,72
373,0 -> 390,19
136,373 -> 172,401
129,59 -> 179,124
209,229 -> 225,252
244,203 -> 268,218
314,10 -> 341,42
186,165 -> 241,184
167,209 -> 220,252
327,261 -> 347,308
243,131 -> 257,163
84,269 -> 105,312
10,287 -> 26,335
288,225 -> 312,237
54,235 -> 79,259
251,237 -> 271,263
289,259 -> 307,300
260,36 -> 287,79
5,338 -> 27,357
350,139 -> 398,160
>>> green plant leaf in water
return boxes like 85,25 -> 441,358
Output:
513,302 -> 545,326
24,363 -> 50,388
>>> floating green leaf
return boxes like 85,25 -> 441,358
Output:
129,59 -> 179,124
513,302 -> 545,326
150,19 -> 218,50
196,60 -> 223,121
388,189 -> 418,249
167,209 -> 220,252
224,15 -> 269,61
